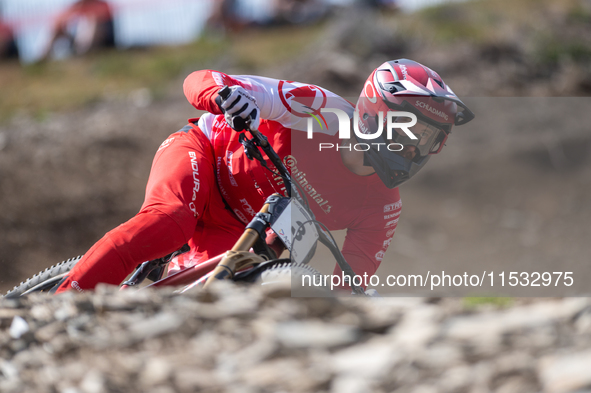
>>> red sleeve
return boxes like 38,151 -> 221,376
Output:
337,222 -> 394,278
334,196 -> 402,288
183,70 -> 246,115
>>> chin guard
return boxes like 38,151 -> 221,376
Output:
363,151 -> 372,167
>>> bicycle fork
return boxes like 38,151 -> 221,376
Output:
203,194 -> 284,289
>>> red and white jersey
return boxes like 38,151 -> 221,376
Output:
183,70 -> 402,276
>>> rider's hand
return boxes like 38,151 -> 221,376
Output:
215,86 -> 260,131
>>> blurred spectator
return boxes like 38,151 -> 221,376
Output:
0,7 -> 19,60
271,0 -> 330,25
357,0 -> 398,11
40,0 -> 115,61
206,0 -> 330,32
206,0 -> 245,33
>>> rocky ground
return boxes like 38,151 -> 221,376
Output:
1,284 -> 591,393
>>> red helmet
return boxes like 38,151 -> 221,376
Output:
355,59 -> 474,189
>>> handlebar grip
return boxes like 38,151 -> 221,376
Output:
232,117 -> 248,132
215,86 -> 254,132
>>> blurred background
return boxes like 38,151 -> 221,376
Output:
1,0 -> 590,294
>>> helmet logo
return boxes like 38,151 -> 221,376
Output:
415,100 -> 449,120
364,81 -> 378,104
399,64 -> 409,80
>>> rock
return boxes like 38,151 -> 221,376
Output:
331,337 -> 402,380
231,337 -> 277,364
538,349 -> 591,393
30,304 -> 54,322
0,360 -> 19,380
80,369 -> 106,393
388,305 -> 441,351
438,365 -> 475,393
416,343 -> 464,369
140,358 -> 173,386
331,376 -> 374,393
275,320 -> 359,348
444,299 -> 588,352
11,346 -> 51,369
495,376 -> 539,393
128,312 -> 185,340
0,309 -> 26,327
574,306 -> 591,334
9,316 -> 29,339
238,358 -> 321,392
173,368 -> 217,391
53,302 -> 78,321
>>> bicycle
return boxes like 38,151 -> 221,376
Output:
5,87 -> 367,298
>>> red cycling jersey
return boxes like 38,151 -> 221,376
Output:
55,70 -> 401,293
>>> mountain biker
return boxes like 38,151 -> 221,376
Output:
39,0 -> 114,62
0,8 -> 19,60
54,59 -> 474,293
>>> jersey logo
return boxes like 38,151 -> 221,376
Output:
212,71 -> 234,88
188,152 -> 200,217
283,154 -> 332,214
157,137 -> 175,151
239,198 -> 257,217
226,151 -> 238,187
233,209 -> 247,223
384,212 -> 401,220
384,218 -> 399,228
375,251 -> 385,262
278,81 -> 328,128
71,281 -> 84,293
383,201 -> 402,213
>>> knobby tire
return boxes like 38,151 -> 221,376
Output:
256,261 -> 324,287
4,256 -> 83,298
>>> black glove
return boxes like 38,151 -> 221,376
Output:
215,85 -> 260,131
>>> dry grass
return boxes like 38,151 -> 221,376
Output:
0,23 -> 325,123
389,0 -> 588,44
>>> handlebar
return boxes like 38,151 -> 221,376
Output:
215,86 -> 366,295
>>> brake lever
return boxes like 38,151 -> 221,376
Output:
239,133 -> 265,162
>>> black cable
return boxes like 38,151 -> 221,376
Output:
289,219 -> 365,295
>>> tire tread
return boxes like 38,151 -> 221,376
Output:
4,256 -> 83,297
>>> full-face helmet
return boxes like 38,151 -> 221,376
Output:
356,59 -> 474,188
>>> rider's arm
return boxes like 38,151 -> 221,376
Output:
336,200 -> 402,284
183,70 -> 353,132
183,70 -> 231,115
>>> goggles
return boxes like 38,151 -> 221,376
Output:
367,115 -> 449,157
392,118 -> 448,156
